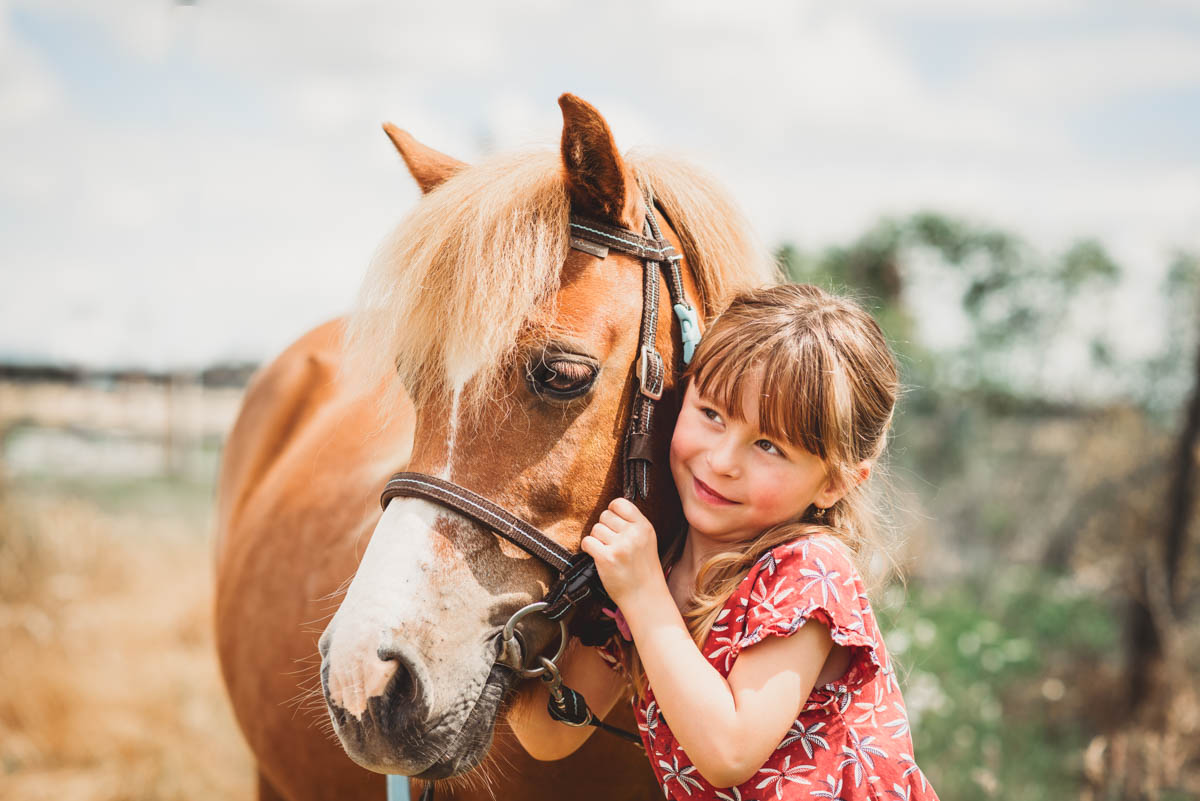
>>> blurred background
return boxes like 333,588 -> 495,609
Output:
2,1 -> 1198,799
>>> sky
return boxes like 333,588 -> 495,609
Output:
1,0 -> 1198,371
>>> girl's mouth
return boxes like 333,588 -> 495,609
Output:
694,477 -> 737,506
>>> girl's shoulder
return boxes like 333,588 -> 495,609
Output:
726,532 -> 883,686
750,532 -> 861,585
738,533 -> 866,613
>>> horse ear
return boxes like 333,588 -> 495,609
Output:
558,94 -> 641,227
382,122 -> 467,194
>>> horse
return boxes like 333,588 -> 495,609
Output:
214,93 -> 773,801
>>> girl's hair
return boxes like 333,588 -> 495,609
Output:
623,283 -> 902,696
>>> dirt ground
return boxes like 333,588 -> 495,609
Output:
0,476 -> 255,801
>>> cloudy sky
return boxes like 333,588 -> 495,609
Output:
2,0 -> 1198,369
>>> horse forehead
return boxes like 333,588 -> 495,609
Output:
552,249 -> 653,342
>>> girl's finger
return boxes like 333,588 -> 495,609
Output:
580,534 -> 602,557
608,497 -> 641,522
589,523 -> 615,544
598,509 -> 626,531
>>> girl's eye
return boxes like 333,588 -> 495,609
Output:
701,407 -> 722,423
756,439 -> 782,456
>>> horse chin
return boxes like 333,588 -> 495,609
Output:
412,664 -> 517,779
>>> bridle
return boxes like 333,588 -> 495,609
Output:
381,188 -> 700,624
377,193 -> 700,794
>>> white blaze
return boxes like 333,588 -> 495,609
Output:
323,496 -> 493,719
439,387 -> 461,480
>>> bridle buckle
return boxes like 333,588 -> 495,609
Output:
637,345 -> 664,400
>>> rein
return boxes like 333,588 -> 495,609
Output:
380,195 -> 700,801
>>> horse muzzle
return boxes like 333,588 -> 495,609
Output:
319,624 -> 515,776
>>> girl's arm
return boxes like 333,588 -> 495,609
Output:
507,637 -> 629,761
583,499 -> 834,789
621,576 -> 832,787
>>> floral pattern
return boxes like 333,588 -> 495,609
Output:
622,534 -> 940,800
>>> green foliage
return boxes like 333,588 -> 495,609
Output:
780,212 -> 1195,796
1058,240 -> 1120,290
775,211 -> 1132,407
878,569 -> 1119,800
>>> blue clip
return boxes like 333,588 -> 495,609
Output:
673,303 -> 702,365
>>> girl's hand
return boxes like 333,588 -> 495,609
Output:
580,498 -> 662,607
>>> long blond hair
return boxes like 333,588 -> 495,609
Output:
625,283 -> 902,695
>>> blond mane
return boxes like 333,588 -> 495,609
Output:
345,148 -> 776,412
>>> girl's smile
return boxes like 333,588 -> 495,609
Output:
692,476 -> 738,506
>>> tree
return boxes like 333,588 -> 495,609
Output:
776,211 -> 1123,407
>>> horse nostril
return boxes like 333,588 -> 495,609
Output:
377,644 -> 418,704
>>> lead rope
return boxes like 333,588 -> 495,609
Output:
540,656 -> 642,743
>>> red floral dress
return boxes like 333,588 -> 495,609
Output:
606,534 -> 939,801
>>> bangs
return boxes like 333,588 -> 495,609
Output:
690,327 -> 832,460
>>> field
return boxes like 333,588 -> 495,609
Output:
1,387 -> 256,800
2,377 -> 1198,800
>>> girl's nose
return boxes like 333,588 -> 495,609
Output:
706,436 -> 741,477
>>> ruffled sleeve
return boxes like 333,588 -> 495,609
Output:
726,535 -> 882,689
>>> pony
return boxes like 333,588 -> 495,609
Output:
215,94 -> 773,801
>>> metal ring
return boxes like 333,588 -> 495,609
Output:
502,601 -> 570,678
535,656 -> 561,686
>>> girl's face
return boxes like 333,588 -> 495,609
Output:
669,372 -> 841,547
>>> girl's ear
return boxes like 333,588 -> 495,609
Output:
816,460 -> 873,509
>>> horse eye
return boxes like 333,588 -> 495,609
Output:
527,356 -> 598,400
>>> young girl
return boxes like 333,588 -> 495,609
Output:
512,284 -> 939,800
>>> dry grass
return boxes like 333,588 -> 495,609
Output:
0,478 -> 254,801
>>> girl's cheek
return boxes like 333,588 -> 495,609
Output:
752,488 -> 784,511
747,473 -> 793,513
668,435 -> 682,474
669,421 -> 696,464
667,433 -> 687,491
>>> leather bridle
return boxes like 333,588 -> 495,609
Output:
380,191 -> 699,625
377,193 -> 700,797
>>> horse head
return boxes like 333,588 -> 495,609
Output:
318,94 -> 769,779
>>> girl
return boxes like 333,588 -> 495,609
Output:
512,284 -> 939,800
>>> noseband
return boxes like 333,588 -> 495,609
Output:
377,195 -> 699,796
